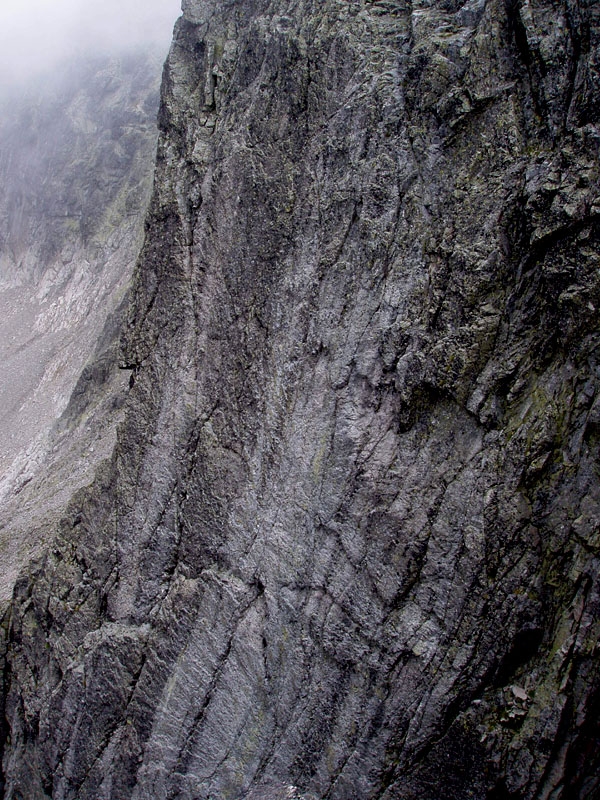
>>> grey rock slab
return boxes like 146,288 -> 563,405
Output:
2,0 -> 600,798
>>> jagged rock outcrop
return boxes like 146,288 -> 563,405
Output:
2,0 -> 600,798
0,51 -> 164,598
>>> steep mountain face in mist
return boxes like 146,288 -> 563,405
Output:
0,52 -> 163,598
2,0 -> 600,798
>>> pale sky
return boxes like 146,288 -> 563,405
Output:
0,0 -> 181,87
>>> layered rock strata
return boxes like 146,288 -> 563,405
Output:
2,1 -> 600,798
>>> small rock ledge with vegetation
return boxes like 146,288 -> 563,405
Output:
1,0 -> 599,798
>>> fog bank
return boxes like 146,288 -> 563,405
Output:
0,0 -> 181,88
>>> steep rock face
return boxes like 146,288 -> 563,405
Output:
0,52 -> 163,599
2,1 -> 600,798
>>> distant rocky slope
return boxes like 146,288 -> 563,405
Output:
0,51 -> 163,598
2,1 -> 600,798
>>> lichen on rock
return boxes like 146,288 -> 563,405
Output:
1,1 -> 600,798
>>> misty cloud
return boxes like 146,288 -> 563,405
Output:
0,0 -> 181,88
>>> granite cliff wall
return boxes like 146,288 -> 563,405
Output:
2,0 -> 600,798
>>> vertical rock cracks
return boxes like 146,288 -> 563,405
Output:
2,0 -> 600,798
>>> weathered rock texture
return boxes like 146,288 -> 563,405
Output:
2,0 -> 600,798
0,52 -> 163,599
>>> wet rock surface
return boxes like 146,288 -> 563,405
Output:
2,1 -> 600,798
